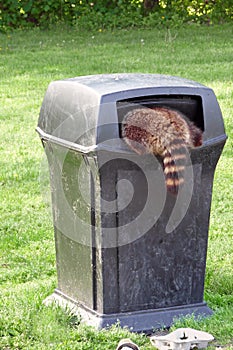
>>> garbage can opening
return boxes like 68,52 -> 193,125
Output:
118,95 -> 204,194
117,95 -> 204,135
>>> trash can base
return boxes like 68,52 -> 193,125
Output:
43,290 -> 213,333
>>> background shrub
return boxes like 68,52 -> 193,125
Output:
0,0 -> 232,32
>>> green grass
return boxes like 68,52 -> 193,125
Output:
0,24 -> 233,349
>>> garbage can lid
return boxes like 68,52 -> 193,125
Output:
66,73 -> 206,93
37,74 -> 226,154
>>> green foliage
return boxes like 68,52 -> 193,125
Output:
183,0 -> 233,24
0,0 -> 232,31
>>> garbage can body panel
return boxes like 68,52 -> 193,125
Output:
38,74 -> 227,332
96,142 -> 224,315
44,143 -> 95,309
117,164 -> 209,313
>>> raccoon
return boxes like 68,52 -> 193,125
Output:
122,106 -> 203,194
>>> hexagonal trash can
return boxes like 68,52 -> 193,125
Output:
37,74 -> 227,332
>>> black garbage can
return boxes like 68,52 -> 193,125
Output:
37,74 -> 227,332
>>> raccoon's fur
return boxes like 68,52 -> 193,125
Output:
122,106 -> 203,194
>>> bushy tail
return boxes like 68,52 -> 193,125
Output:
162,138 -> 188,195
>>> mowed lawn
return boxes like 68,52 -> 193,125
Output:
0,24 -> 232,349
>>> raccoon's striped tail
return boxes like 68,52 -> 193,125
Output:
162,138 -> 188,195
